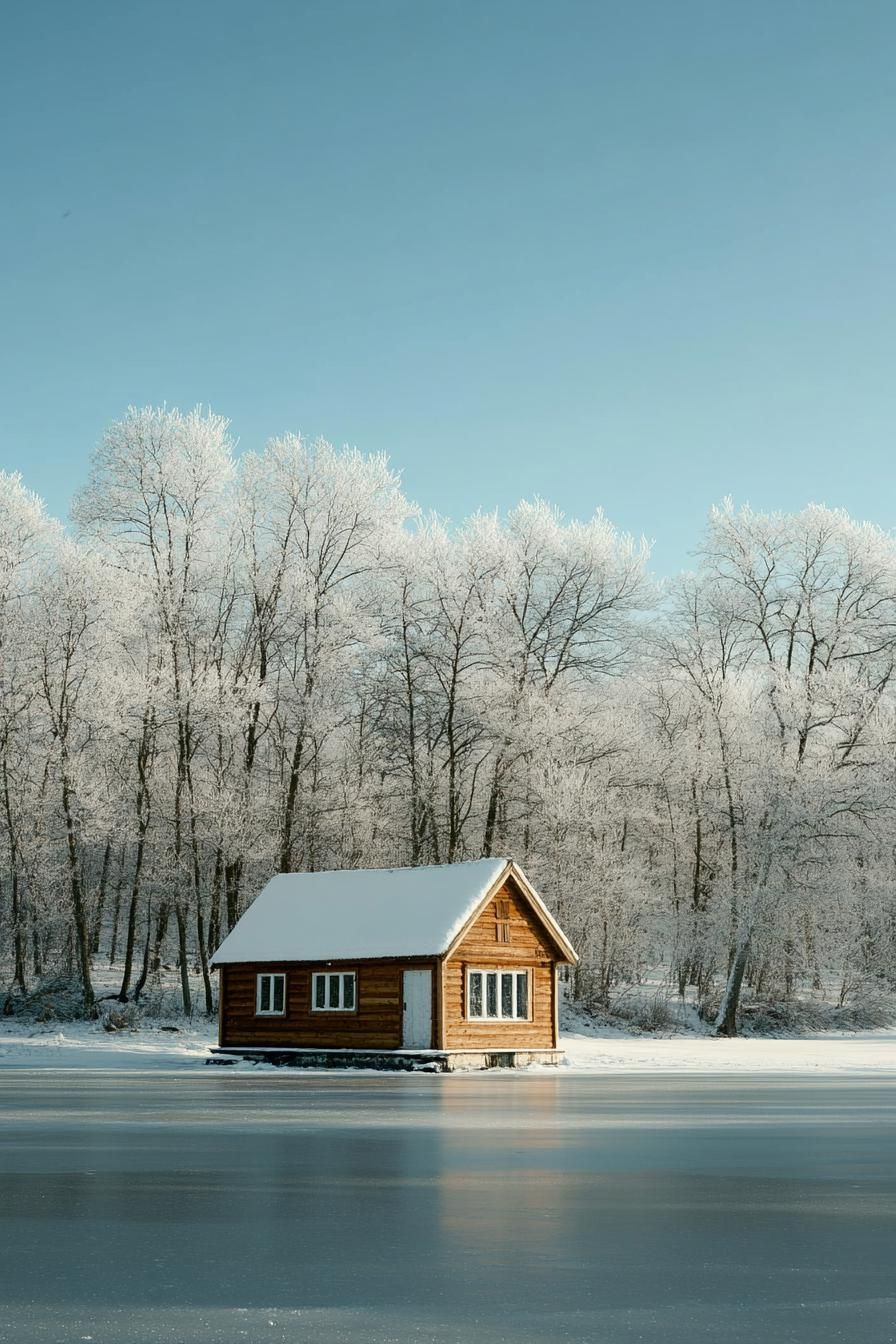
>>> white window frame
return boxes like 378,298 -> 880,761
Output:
466,968 -> 530,1021
311,971 -> 357,1012
256,972 -> 286,1016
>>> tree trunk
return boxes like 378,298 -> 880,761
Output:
61,774 -> 94,1011
186,798 -> 214,1015
32,926 -> 43,979
714,930 -> 752,1036
7,872 -> 27,995
224,857 -> 241,932
117,888 -> 140,1003
195,900 -> 214,1015
108,872 -> 123,967
175,901 -> 192,1016
279,730 -> 305,872
132,901 -> 153,1004
90,839 -> 112,955
482,759 -> 502,857
117,863 -> 149,1004
118,817 -> 149,998
151,902 -> 170,973
208,850 -> 223,953
2,763 -> 27,993
714,849 -> 775,1037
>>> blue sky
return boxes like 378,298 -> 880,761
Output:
2,0 -> 895,573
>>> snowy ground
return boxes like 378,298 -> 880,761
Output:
561,1025 -> 896,1074
0,1021 -> 215,1070
1,1018 -> 895,1073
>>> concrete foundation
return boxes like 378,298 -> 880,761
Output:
207,1046 -> 565,1072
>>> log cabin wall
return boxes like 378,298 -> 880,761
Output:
442,879 -> 557,1050
219,958 -> 436,1049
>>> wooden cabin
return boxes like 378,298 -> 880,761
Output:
210,858 -> 577,1069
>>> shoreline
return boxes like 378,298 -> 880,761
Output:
1,1020 -> 895,1075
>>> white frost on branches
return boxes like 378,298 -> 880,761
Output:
1,420 -> 895,1035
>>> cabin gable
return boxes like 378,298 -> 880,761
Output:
449,876 -> 553,961
441,878 -> 558,1050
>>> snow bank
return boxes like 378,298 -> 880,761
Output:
0,1021 -> 216,1070
561,1027 -> 896,1074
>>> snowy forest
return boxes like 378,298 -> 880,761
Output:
2,405 -> 895,1035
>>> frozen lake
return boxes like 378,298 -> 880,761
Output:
1,1071 -> 895,1343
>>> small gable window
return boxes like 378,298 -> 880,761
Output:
467,969 -> 529,1020
312,972 -> 357,1012
256,973 -> 286,1016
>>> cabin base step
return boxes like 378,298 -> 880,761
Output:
207,1046 -> 565,1072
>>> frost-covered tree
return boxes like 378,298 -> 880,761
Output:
2,414 -> 895,1035
0,474 -> 60,993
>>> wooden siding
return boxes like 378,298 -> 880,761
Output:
219,958 -> 437,1050
442,879 -> 557,1050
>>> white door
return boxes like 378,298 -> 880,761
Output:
402,970 -> 432,1049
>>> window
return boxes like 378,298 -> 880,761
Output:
256,973 -> 286,1016
466,969 -> 529,1021
495,898 -> 511,944
311,972 -> 357,1012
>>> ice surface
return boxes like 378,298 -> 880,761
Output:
3,1072 -> 896,1344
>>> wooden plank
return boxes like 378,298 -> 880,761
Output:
434,957 -> 445,1049
219,958 -> 438,1050
440,956 -> 555,1050
442,865 -> 576,964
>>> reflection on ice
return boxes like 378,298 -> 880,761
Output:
1,1073 -> 895,1344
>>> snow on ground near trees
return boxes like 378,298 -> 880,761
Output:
1,1019 -> 895,1073
0,1022 -> 215,1070
560,1026 -> 896,1074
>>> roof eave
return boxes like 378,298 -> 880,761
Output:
506,861 -> 579,964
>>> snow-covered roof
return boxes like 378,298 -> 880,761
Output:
211,858 -> 515,965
